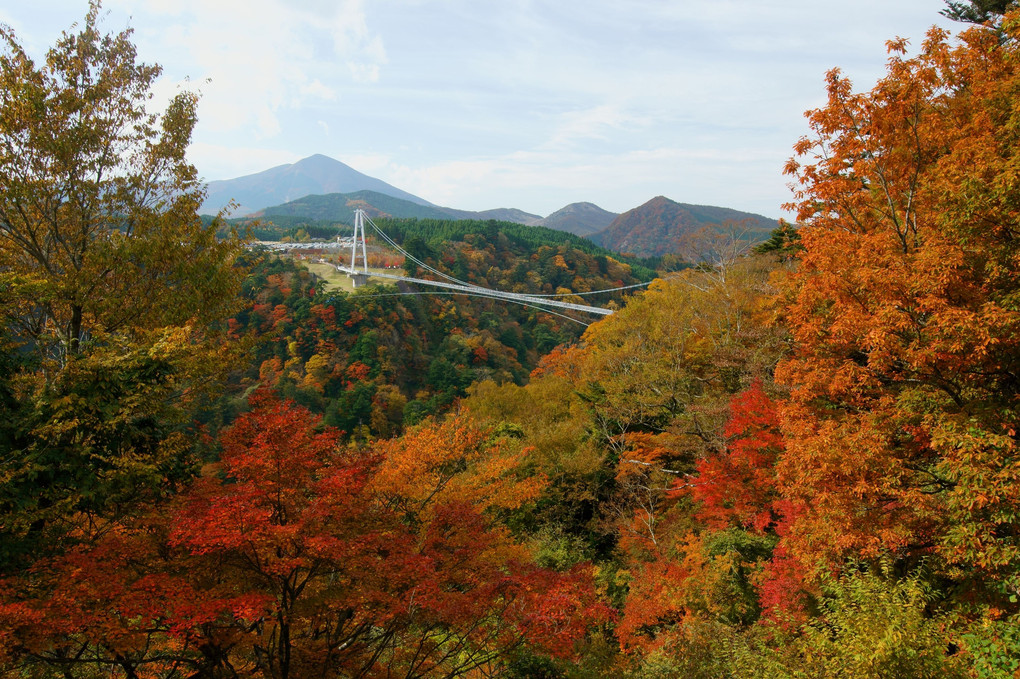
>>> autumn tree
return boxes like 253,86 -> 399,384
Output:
778,16 -> 1020,605
559,258 -> 774,467
753,221 -> 802,261
168,393 -> 399,678
609,14 -> 1020,675
615,382 -> 803,660
0,3 -> 246,567
729,566 -> 967,678
690,380 -> 784,535
1,394 -> 611,678
0,2 -> 243,361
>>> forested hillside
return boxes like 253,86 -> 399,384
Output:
258,189 -> 454,222
216,222 -> 650,439
3,3 -> 1020,678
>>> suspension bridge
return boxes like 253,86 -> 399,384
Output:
329,209 -> 644,323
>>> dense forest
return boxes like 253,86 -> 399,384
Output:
3,1 -> 1020,678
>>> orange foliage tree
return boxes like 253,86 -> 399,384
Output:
778,17 -> 1020,601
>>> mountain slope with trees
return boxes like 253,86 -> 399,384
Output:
259,189 -> 455,222
218,216 -> 653,440
589,196 -> 779,257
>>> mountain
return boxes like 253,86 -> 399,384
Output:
537,202 -> 618,237
588,196 -> 779,257
201,154 -> 433,216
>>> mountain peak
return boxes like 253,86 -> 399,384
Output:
293,153 -> 345,168
537,202 -> 618,237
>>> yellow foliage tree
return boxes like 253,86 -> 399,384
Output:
0,3 -> 247,565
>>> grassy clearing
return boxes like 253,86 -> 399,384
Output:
301,258 -> 403,293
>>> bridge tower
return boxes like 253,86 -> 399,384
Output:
348,208 -> 370,287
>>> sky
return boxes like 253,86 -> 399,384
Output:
3,1 -> 959,219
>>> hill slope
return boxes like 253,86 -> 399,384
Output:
259,190 -> 453,222
589,196 -> 778,257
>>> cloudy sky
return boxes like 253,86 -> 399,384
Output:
4,1 -> 958,218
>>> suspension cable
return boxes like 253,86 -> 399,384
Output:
362,213 -> 474,288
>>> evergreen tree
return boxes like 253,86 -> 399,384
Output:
941,0 -> 1016,24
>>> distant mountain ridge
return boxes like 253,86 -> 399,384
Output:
208,155 -> 779,255
440,207 -> 544,225
201,154 -> 433,216
589,196 -> 779,257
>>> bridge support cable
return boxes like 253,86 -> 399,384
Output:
339,208 -> 618,316
361,211 -> 473,288
344,268 -> 615,315
519,280 -> 654,297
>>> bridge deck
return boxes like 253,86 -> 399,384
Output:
335,266 -> 614,316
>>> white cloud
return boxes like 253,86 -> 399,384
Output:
348,62 -> 383,83
545,104 -> 649,149
302,79 -> 339,101
328,0 -> 387,82
105,0 -> 386,140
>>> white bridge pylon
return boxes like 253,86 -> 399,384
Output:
334,208 -> 615,317
349,206 -> 370,273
